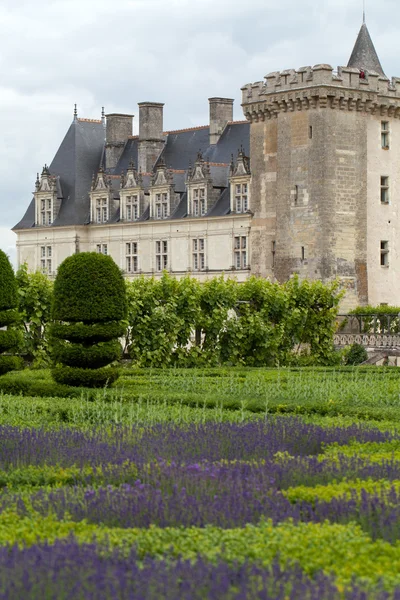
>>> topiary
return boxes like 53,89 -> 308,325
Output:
345,343 -> 368,366
50,252 -> 127,388
0,250 -> 23,375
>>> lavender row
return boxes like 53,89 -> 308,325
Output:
5,471 -> 400,540
0,539 -> 394,600
0,419 -> 397,468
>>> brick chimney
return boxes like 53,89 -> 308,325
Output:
105,113 -> 133,170
209,98 -> 234,145
138,102 -> 165,173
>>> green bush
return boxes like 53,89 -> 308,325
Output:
51,253 -> 127,388
52,253 -> 127,323
53,340 -> 122,368
0,250 -> 22,376
345,343 -> 368,366
52,366 -> 120,388
51,322 -> 126,343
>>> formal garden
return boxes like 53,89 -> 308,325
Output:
2,249 -> 400,597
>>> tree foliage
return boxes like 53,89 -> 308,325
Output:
15,264 -> 53,368
51,253 -> 127,387
125,273 -> 342,367
0,251 -> 23,375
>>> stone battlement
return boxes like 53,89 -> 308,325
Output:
242,64 -> 400,106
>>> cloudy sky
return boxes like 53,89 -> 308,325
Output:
0,0 -> 397,265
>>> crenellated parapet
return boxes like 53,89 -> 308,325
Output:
242,64 -> 400,122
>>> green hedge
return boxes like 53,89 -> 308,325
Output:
0,251 -> 21,376
52,366 -> 120,388
51,322 -> 126,343
0,251 -> 17,311
0,309 -> 20,328
53,340 -> 122,369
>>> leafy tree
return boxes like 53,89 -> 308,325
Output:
51,253 -> 127,387
15,264 -> 53,368
0,250 -> 23,375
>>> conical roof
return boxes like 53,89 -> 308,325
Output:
348,23 -> 386,77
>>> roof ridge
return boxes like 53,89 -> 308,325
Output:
227,120 -> 248,125
78,118 -> 102,124
164,125 -> 208,134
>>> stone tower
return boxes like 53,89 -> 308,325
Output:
242,22 -> 399,309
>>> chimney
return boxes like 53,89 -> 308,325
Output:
138,102 -> 165,173
209,98 -> 234,145
105,113 -> 133,170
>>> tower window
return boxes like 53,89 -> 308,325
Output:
380,241 -> 389,267
381,176 -> 389,204
272,240 -> 276,268
293,185 -> 299,205
381,122 -> 389,149
301,246 -> 305,261
309,126 -> 313,139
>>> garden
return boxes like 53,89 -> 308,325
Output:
1,250 -> 400,598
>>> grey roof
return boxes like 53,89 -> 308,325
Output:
15,119 -> 250,230
347,23 -> 386,78
14,119 -> 105,230
207,187 -> 231,217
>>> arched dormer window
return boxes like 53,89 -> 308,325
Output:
120,160 -> 146,221
229,148 -> 251,214
34,165 -> 60,226
90,167 -> 113,224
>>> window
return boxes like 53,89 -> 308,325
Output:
192,238 -> 205,271
234,236 -> 247,269
380,241 -> 389,267
155,193 -> 168,219
192,188 -> 206,216
293,185 -> 299,205
156,240 -> 168,271
381,122 -> 389,149
40,198 -> 52,226
40,246 -> 52,273
126,242 -> 138,273
126,195 -> 139,221
96,244 -> 108,255
309,126 -> 313,139
301,246 -> 305,261
381,176 -> 389,204
95,198 -> 108,223
272,240 -> 276,268
234,183 -> 249,213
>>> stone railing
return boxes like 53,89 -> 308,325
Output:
334,314 -> 400,348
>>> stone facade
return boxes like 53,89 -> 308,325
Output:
14,22 -> 399,309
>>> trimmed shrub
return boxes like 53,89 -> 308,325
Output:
51,253 -> 127,388
0,251 -> 22,376
345,343 -> 368,366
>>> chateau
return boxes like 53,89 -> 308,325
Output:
14,22 -> 399,309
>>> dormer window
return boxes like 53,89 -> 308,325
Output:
40,198 -> 53,225
235,184 -> 248,213
155,192 -> 169,219
126,195 -> 139,221
95,198 -> 108,224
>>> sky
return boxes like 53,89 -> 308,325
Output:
0,0 -> 398,266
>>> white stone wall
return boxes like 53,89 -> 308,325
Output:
15,214 -> 252,282
367,116 -> 400,305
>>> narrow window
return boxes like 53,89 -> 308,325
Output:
381,176 -> 389,204
126,241 -> 139,273
156,240 -> 168,271
294,185 -> 299,205
380,241 -> 389,267
381,122 -> 389,149
192,238 -> 206,271
271,241 -> 276,268
309,126 -> 313,139
233,236 -> 248,269
301,246 -> 305,261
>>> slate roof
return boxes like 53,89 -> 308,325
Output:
347,23 -> 386,78
14,117 -> 250,230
